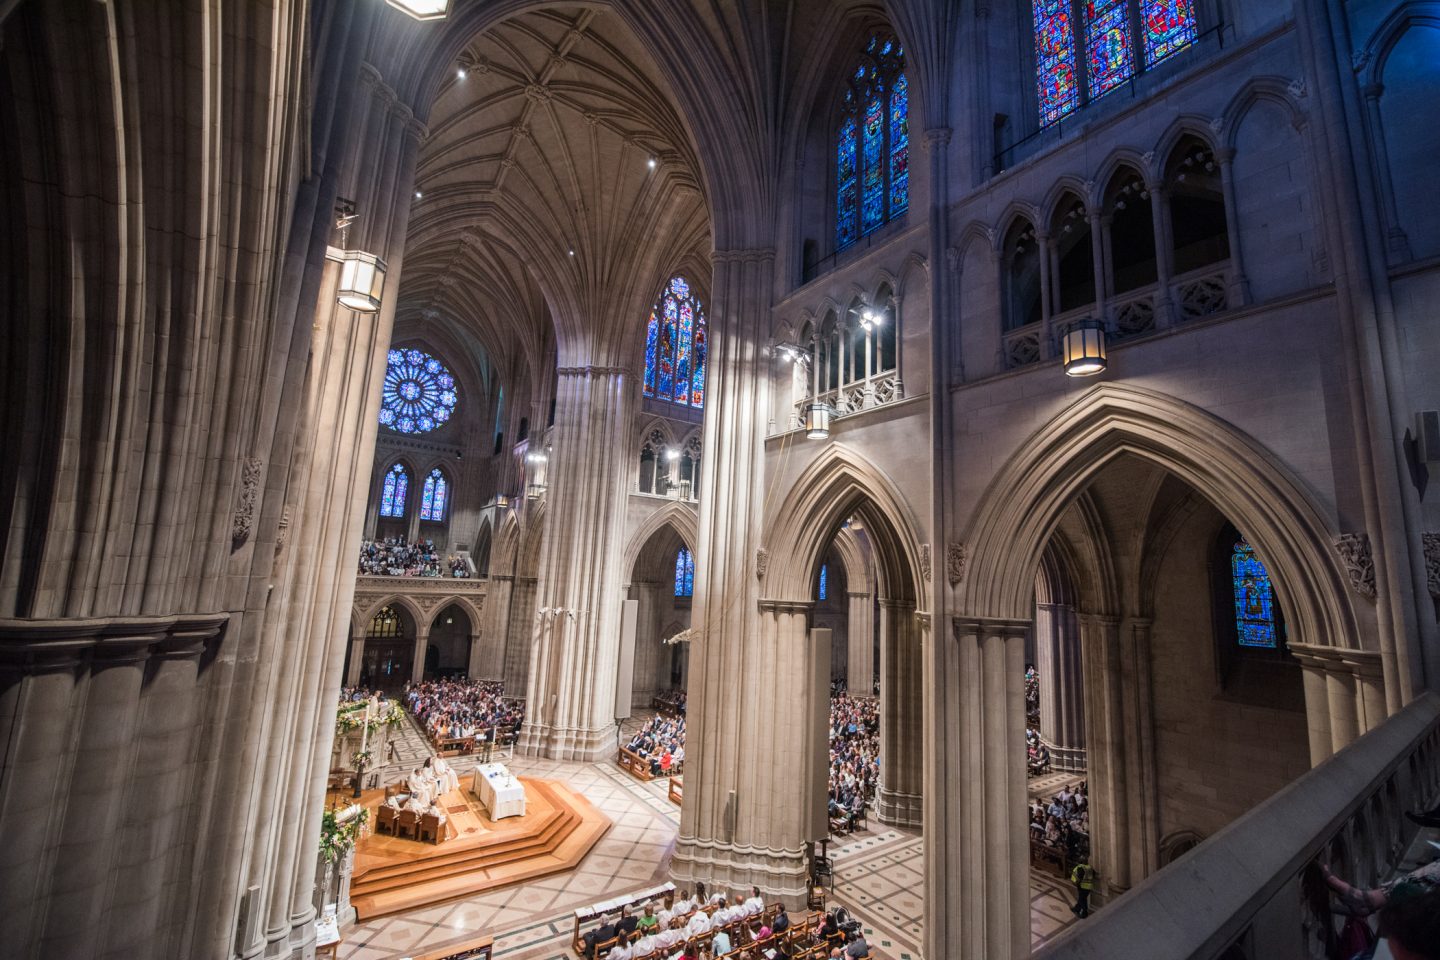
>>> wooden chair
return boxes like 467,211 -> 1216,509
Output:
420,812 -> 444,843
396,809 -> 420,840
376,805 -> 398,835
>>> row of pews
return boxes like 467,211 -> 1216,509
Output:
571,883 -> 858,959
615,745 -> 681,781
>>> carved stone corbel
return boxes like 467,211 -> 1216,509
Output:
231,457 -> 263,549
920,545 -> 932,583
946,542 -> 967,587
756,547 -> 769,580
1423,532 -> 1440,600
1333,532 -> 1376,601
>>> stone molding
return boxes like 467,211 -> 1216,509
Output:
710,248 -> 775,264
1332,532 -> 1376,601
555,364 -> 630,378
756,598 -> 813,614
0,613 -> 227,671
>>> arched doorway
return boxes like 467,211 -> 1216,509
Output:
624,522 -> 695,711
359,604 -> 417,694
428,603 -> 473,680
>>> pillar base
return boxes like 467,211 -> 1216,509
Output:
671,835 -> 810,898
517,720 -> 617,763
877,789 -> 924,828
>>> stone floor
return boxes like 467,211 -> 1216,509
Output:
336,717 -> 1080,959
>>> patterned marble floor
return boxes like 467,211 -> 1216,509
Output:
336,717 -> 1079,959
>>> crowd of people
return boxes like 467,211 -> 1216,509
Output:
579,883 -> 872,960
625,714 -> 686,777
1030,780 -> 1090,863
404,678 -> 524,745
357,537 -> 471,578
653,688 -> 687,715
1025,664 -> 1051,776
827,689 -> 880,834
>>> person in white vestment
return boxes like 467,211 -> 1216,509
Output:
404,794 -> 427,813
407,768 -> 433,806
429,756 -> 459,794
685,908 -> 711,937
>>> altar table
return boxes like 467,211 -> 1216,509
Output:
471,762 -> 526,819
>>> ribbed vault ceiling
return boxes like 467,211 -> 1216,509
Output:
398,7 -> 711,378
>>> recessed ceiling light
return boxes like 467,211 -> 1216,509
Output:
456,67 -> 466,79
414,190 -> 423,199
568,249 -> 575,256
647,158 -> 656,170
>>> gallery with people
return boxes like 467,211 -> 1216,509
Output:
1,1 -> 1438,959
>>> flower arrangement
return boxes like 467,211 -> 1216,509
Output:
335,710 -> 362,734
352,750 -> 373,770
319,805 -> 369,862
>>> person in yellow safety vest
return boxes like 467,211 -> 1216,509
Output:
1070,860 -> 1097,918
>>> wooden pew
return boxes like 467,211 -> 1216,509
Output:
571,881 -> 676,955
616,746 -> 655,781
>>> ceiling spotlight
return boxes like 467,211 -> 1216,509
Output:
457,68 -> 467,79
647,158 -> 657,170
665,448 -> 680,461
414,189 -> 423,199
568,249 -> 575,256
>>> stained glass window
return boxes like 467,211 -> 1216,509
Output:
818,564 -> 829,601
1033,0 -> 1080,124
835,33 -> 908,249
380,463 -> 408,518
1141,0 -> 1197,66
1085,0 -> 1135,99
419,468 -> 448,521
380,348 -> 459,435
1033,0 -> 1196,127
1231,537 -> 1278,648
674,547 -> 695,598
642,276 -> 707,409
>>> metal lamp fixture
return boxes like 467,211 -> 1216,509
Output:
1061,318 -> 1108,377
665,448 -> 680,462
859,307 -> 884,331
385,0 -> 449,20
805,402 -> 833,440
336,250 -> 387,313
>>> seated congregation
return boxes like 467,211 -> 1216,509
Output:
405,678 -> 524,756
358,536 -> 471,578
622,713 -> 687,779
827,690 -> 879,835
575,883 -> 873,960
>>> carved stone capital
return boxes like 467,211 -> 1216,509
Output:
920,544 -> 932,583
756,547 -> 769,580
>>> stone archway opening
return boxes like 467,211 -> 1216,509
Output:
624,522 -> 695,714
428,603 -> 474,680
354,603 -> 418,695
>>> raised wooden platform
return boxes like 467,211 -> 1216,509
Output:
347,777 -> 610,919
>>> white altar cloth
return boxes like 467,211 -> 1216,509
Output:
472,762 -> 526,819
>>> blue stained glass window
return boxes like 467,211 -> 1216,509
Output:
1231,537 -> 1278,648
1033,0 -> 1080,125
420,468 -> 448,521
1141,0 -> 1197,66
643,276 -> 707,409
380,463 -> 408,518
836,118 -> 859,248
380,348 -> 458,435
1085,0 -> 1136,99
643,311 -> 660,396
835,33 -> 908,250
889,74 -> 910,215
818,564 -> 829,601
674,547 -> 695,598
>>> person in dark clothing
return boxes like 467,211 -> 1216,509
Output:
583,918 -> 617,958
614,906 -> 638,942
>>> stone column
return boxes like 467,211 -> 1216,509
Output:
519,366 -> 633,761
1291,643 -> 1388,759
1148,181 -> 1177,327
503,577 -> 537,695
675,599 -> 820,894
1214,148 -> 1252,306
1037,231 -> 1056,358
673,249 -> 803,893
1090,211 -> 1110,326
846,592 -> 875,696
949,617 -> 1031,960
483,574 -> 515,682
878,600 -> 923,826
410,628 -> 431,683
630,581 -> 666,709
1035,602 -> 1086,771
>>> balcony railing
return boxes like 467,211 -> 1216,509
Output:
790,370 -> 904,431
1034,691 -> 1440,960
1003,262 -> 1235,371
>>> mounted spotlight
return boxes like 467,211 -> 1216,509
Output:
1061,318 -> 1108,377
385,0 -> 449,21
805,402 -> 834,440
665,448 -> 680,462
527,452 -> 548,465
860,307 -> 883,332
336,250 -> 387,313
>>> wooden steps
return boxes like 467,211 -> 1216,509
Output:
348,778 -> 611,919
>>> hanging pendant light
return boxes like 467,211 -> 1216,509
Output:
336,251 -> 387,313
805,402 -> 834,440
386,0 -> 449,20
1061,318 -> 1108,377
